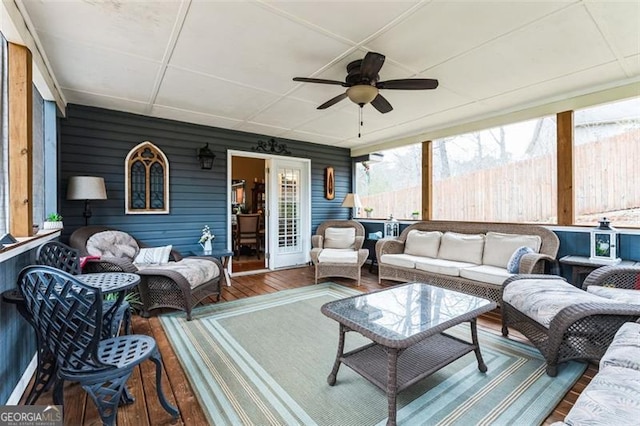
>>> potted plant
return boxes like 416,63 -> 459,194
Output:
43,212 -> 64,230
411,211 -> 420,220
364,207 -> 373,218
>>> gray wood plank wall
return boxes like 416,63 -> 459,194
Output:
59,104 -> 353,253
0,250 -> 37,404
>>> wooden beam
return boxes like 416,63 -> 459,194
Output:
422,140 -> 433,220
557,111 -> 574,226
8,42 -> 33,237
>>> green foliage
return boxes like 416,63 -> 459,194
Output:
46,212 -> 63,222
364,207 -> 373,212
104,289 -> 143,312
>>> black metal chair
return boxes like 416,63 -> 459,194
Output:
18,266 -> 179,426
36,241 -> 131,337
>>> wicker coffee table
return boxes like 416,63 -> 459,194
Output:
321,282 -> 497,426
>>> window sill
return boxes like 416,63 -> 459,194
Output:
0,230 -> 62,263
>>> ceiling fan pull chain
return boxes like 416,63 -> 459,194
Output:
358,106 -> 363,138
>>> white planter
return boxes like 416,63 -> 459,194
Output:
42,221 -> 63,230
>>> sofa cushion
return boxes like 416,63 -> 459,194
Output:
506,246 -> 535,273
437,232 -> 485,264
414,257 -> 476,277
324,227 -> 356,249
134,245 -> 172,265
459,265 -> 513,285
563,365 -> 640,426
482,232 -> 542,268
138,258 -> 220,289
87,230 -> 139,260
502,279 -> 622,328
318,248 -> 358,264
380,253 -> 424,269
599,322 -> 640,372
586,286 -> 640,305
404,230 -> 442,258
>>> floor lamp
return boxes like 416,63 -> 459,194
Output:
341,193 -> 362,220
67,176 -> 107,226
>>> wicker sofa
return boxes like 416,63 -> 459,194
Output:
376,221 -> 559,304
70,226 -> 223,320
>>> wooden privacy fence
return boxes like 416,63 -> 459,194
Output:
360,133 -> 639,222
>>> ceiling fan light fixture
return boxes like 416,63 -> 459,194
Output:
346,85 -> 378,105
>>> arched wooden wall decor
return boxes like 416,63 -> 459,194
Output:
325,167 -> 335,200
124,141 -> 170,214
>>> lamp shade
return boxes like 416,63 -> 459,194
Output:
67,176 -> 107,200
341,193 -> 362,208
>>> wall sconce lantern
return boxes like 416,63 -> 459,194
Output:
589,217 -> 621,264
197,143 -> 216,170
384,215 -> 400,238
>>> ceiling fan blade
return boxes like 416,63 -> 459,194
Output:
359,52 -> 385,82
317,92 -> 348,109
371,94 -> 393,114
293,77 -> 347,86
377,78 -> 439,90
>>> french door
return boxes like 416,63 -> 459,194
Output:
267,157 -> 310,269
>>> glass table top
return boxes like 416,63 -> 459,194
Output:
322,283 -> 495,343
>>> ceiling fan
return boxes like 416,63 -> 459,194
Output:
293,51 -> 438,114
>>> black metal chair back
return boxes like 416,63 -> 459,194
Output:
18,266 -> 108,373
36,241 -> 81,275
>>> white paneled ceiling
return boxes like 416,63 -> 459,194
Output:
17,0 -> 640,152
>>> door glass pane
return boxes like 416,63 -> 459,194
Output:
277,168 -> 300,253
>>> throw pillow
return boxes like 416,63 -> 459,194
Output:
437,232 -> 485,264
324,227 -> 356,249
86,230 -> 139,260
134,245 -> 172,265
404,230 -> 442,258
482,232 -> 542,269
506,246 -> 535,273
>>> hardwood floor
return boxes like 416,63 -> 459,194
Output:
23,265 -> 595,425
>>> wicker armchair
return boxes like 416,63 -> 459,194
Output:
70,226 -> 223,320
310,220 -> 369,286
501,266 -> 640,376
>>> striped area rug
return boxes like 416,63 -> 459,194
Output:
160,283 -> 586,426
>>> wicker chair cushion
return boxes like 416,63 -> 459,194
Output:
599,322 -> 640,371
404,230 -> 442,258
134,245 -> 172,265
502,279 -> 623,328
437,232 -> 485,264
459,265 -> 513,285
482,232 -> 541,268
586,286 -> 640,305
87,231 -> 139,260
138,258 -> 220,289
318,249 -> 358,264
323,227 -> 356,249
563,365 -> 640,426
414,257 -> 475,277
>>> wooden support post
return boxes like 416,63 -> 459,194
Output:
422,140 -> 433,221
8,42 -> 33,237
557,111 -> 574,226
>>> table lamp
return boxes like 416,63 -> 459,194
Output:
67,176 -> 107,225
341,193 -> 362,220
